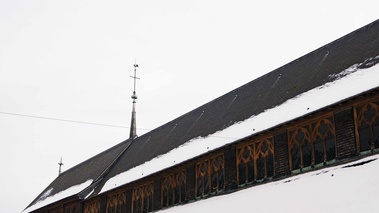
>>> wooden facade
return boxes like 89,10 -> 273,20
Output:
31,89 -> 379,213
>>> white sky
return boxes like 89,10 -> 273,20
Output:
0,1 -> 377,212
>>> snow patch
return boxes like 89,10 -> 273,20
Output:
329,56 -> 379,80
39,188 -> 53,200
23,179 -> 93,213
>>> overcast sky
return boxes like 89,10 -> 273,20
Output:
0,1 -> 377,212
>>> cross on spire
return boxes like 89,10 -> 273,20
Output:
58,157 -> 64,175
130,63 -> 140,103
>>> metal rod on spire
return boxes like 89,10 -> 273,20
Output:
133,63 -> 138,93
130,63 -> 140,103
58,157 -> 64,175
129,62 -> 139,138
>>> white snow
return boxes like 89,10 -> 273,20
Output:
100,59 -> 379,194
38,188 -> 53,201
23,179 -> 93,213
160,154 -> 379,213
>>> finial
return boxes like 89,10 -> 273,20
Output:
130,62 -> 140,103
58,157 -> 64,175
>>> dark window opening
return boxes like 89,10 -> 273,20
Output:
132,182 -> 153,213
355,101 -> 379,152
236,137 -> 274,185
288,115 -> 336,171
105,192 -> 126,213
195,154 -> 224,197
162,171 -> 186,208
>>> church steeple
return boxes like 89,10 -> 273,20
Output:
129,63 -> 139,138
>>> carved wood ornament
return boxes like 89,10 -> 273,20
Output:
288,114 -> 336,170
354,99 -> 379,152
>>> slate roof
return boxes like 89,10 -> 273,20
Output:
90,19 -> 379,196
26,19 -> 379,211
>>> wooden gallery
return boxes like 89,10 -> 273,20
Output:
24,20 -> 379,213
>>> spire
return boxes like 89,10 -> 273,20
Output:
129,63 -> 139,138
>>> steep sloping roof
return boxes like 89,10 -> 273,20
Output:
26,19 -> 379,211
91,19 -> 379,195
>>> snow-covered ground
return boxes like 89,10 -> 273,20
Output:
160,154 -> 379,213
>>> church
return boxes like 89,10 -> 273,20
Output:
24,19 -> 379,213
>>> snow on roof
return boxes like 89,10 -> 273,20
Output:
23,179 -> 93,213
160,154 -> 379,213
99,58 -> 379,194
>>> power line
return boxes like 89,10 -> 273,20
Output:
0,111 -> 151,130
0,111 -> 239,139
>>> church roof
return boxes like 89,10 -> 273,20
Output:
92,19 -> 379,196
25,19 -> 379,212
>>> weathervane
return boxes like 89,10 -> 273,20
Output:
129,62 -> 139,138
58,157 -> 64,175
130,63 -> 140,103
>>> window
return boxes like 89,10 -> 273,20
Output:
132,182 -> 154,213
84,199 -> 100,213
354,100 -> 379,152
106,191 -> 127,213
236,136 -> 274,185
288,114 -> 336,170
195,153 -> 224,197
161,170 -> 186,208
